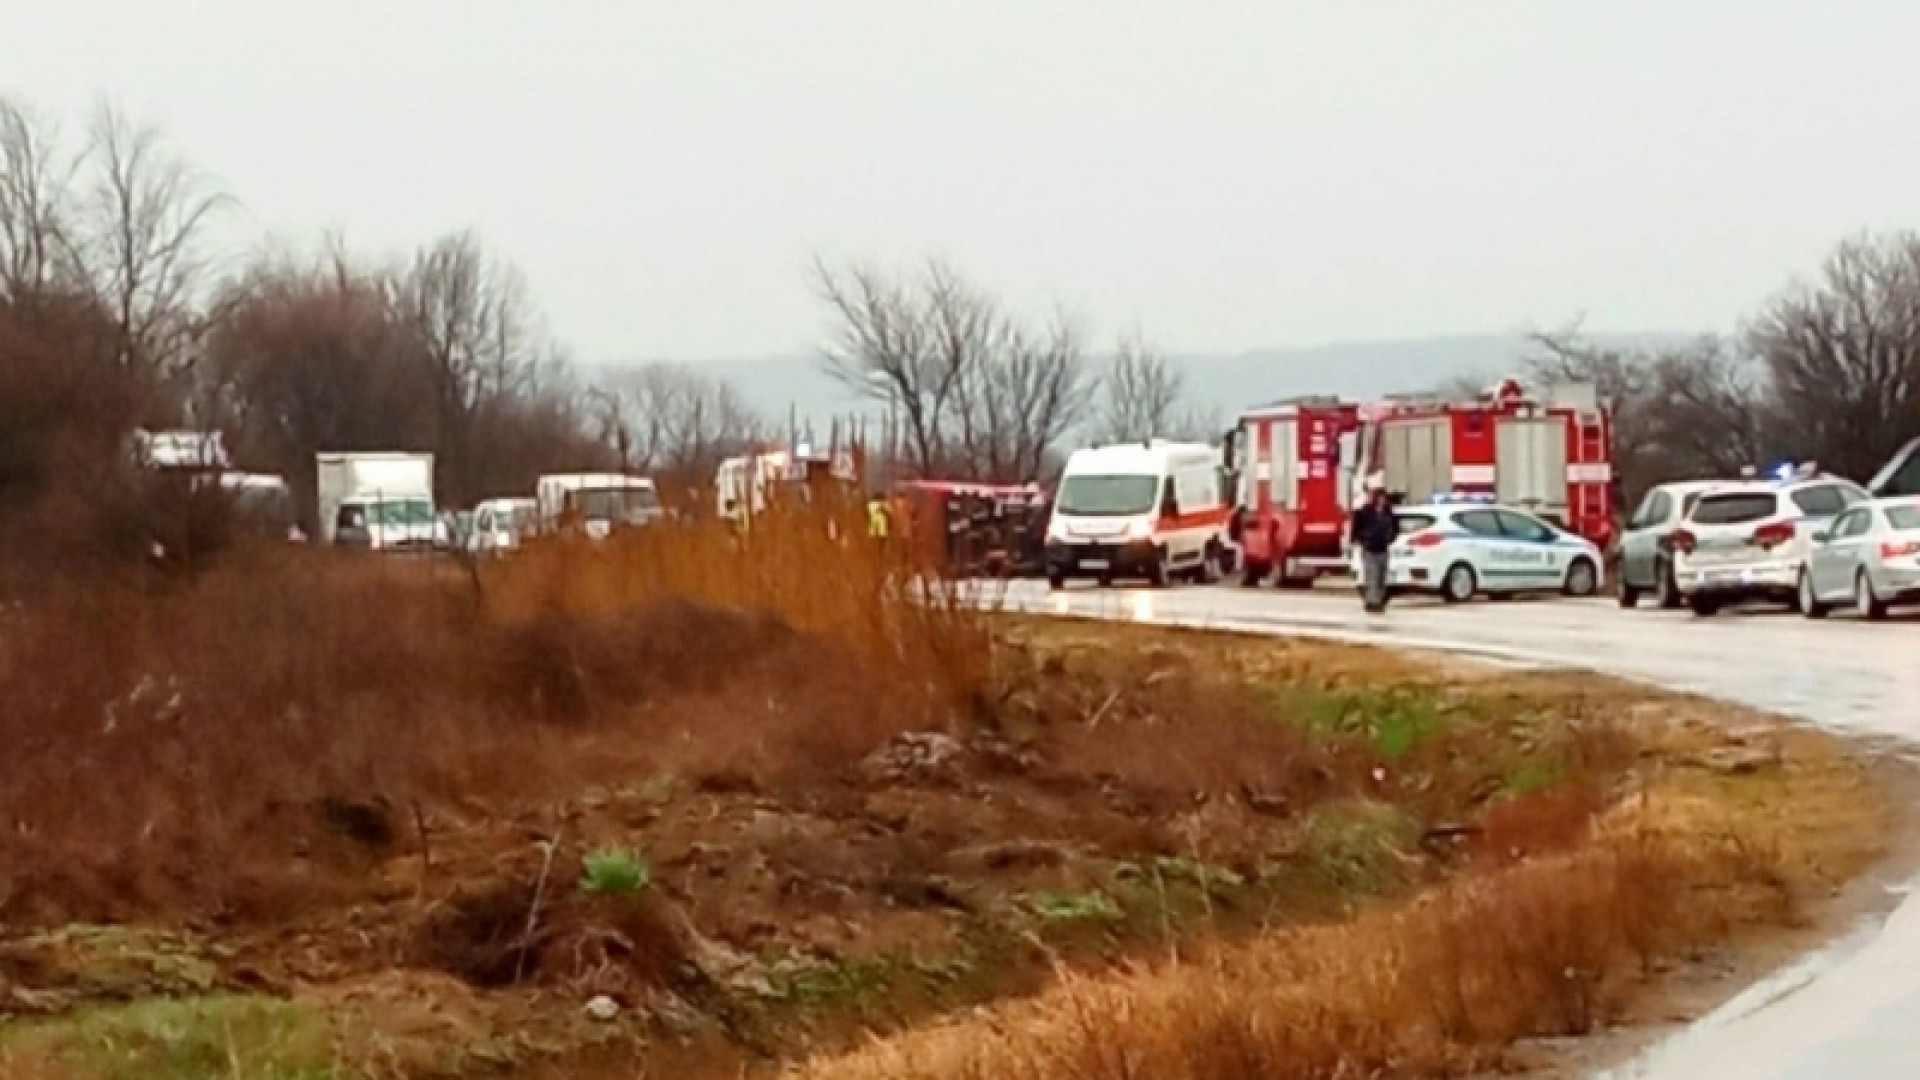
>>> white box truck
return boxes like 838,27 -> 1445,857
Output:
316,452 -> 438,550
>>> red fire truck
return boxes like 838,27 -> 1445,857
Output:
1224,397 -> 1364,587
1357,378 -> 1616,550
1226,379 -> 1616,587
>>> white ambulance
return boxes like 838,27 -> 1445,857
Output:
1044,439 -> 1232,588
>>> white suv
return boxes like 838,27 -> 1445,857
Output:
1671,474 -> 1869,616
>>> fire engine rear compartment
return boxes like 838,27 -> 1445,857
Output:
1379,417 -> 1453,505
1495,416 -> 1571,517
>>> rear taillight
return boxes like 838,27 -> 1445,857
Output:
1407,531 -> 1445,548
1750,520 -> 1795,549
1669,529 -> 1696,554
1882,540 -> 1920,559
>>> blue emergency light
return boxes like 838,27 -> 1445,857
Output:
1762,461 -> 1819,483
1429,492 -> 1497,505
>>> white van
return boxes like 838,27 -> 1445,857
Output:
1044,440 -> 1231,588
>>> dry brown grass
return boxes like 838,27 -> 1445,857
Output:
787,793 -> 1795,1080
0,499 -> 987,928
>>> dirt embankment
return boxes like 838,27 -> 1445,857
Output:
0,563 -> 1904,1080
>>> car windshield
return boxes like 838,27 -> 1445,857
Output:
364,498 -> 435,527
572,487 -> 660,520
1057,474 -> 1158,516
1690,492 -> 1777,526
1887,505 -> 1920,530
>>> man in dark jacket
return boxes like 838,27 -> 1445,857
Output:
1349,485 -> 1400,613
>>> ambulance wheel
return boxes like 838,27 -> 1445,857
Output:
1441,563 -> 1477,603
1563,557 -> 1599,598
1199,544 -> 1225,584
1146,555 -> 1170,589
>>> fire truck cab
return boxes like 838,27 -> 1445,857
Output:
1225,397 -> 1363,587
1357,378 -> 1616,550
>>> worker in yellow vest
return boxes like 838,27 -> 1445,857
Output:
867,496 -> 891,540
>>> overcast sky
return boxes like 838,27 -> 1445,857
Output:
5,1 -> 1918,364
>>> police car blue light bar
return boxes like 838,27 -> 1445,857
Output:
1429,492 -> 1498,504
1760,460 -> 1820,483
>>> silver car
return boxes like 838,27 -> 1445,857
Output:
1801,496 -> 1920,620
1617,480 -> 1722,609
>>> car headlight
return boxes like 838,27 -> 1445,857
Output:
1125,519 -> 1151,539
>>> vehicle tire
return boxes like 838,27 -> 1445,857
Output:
1798,570 -> 1828,619
1654,560 -> 1682,609
1688,594 -> 1720,617
1097,573 -> 1114,588
1618,584 -> 1641,609
1563,557 -> 1599,598
1146,555 -> 1169,589
1047,570 -> 1066,591
1856,571 -> 1889,621
1200,544 -> 1224,585
1441,562 -> 1477,603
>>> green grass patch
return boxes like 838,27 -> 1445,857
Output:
1266,686 -> 1456,760
4,995 -> 338,1080
0,926 -> 225,1000
766,955 -> 895,1006
1299,799 -> 1420,895
1498,759 -> 1566,800
1026,890 -> 1123,923
580,848 -> 650,896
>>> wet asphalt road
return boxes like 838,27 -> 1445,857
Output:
989,579 -> 1920,1080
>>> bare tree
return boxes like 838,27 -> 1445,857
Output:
202,251 -> 435,523
0,97 -> 82,301
1748,232 -> 1920,482
1526,324 -> 1770,504
1641,336 -> 1770,478
815,256 -> 1095,481
595,362 -> 766,482
1095,330 -> 1184,443
815,257 -> 953,476
971,311 -> 1093,481
75,102 -> 229,386
399,231 -> 541,504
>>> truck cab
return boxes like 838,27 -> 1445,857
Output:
333,493 -> 439,551
537,473 -> 663,537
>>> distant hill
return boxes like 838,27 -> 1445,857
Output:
597,332 -> 1694,436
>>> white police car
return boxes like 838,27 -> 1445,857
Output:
1349,494 -> 1606,602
